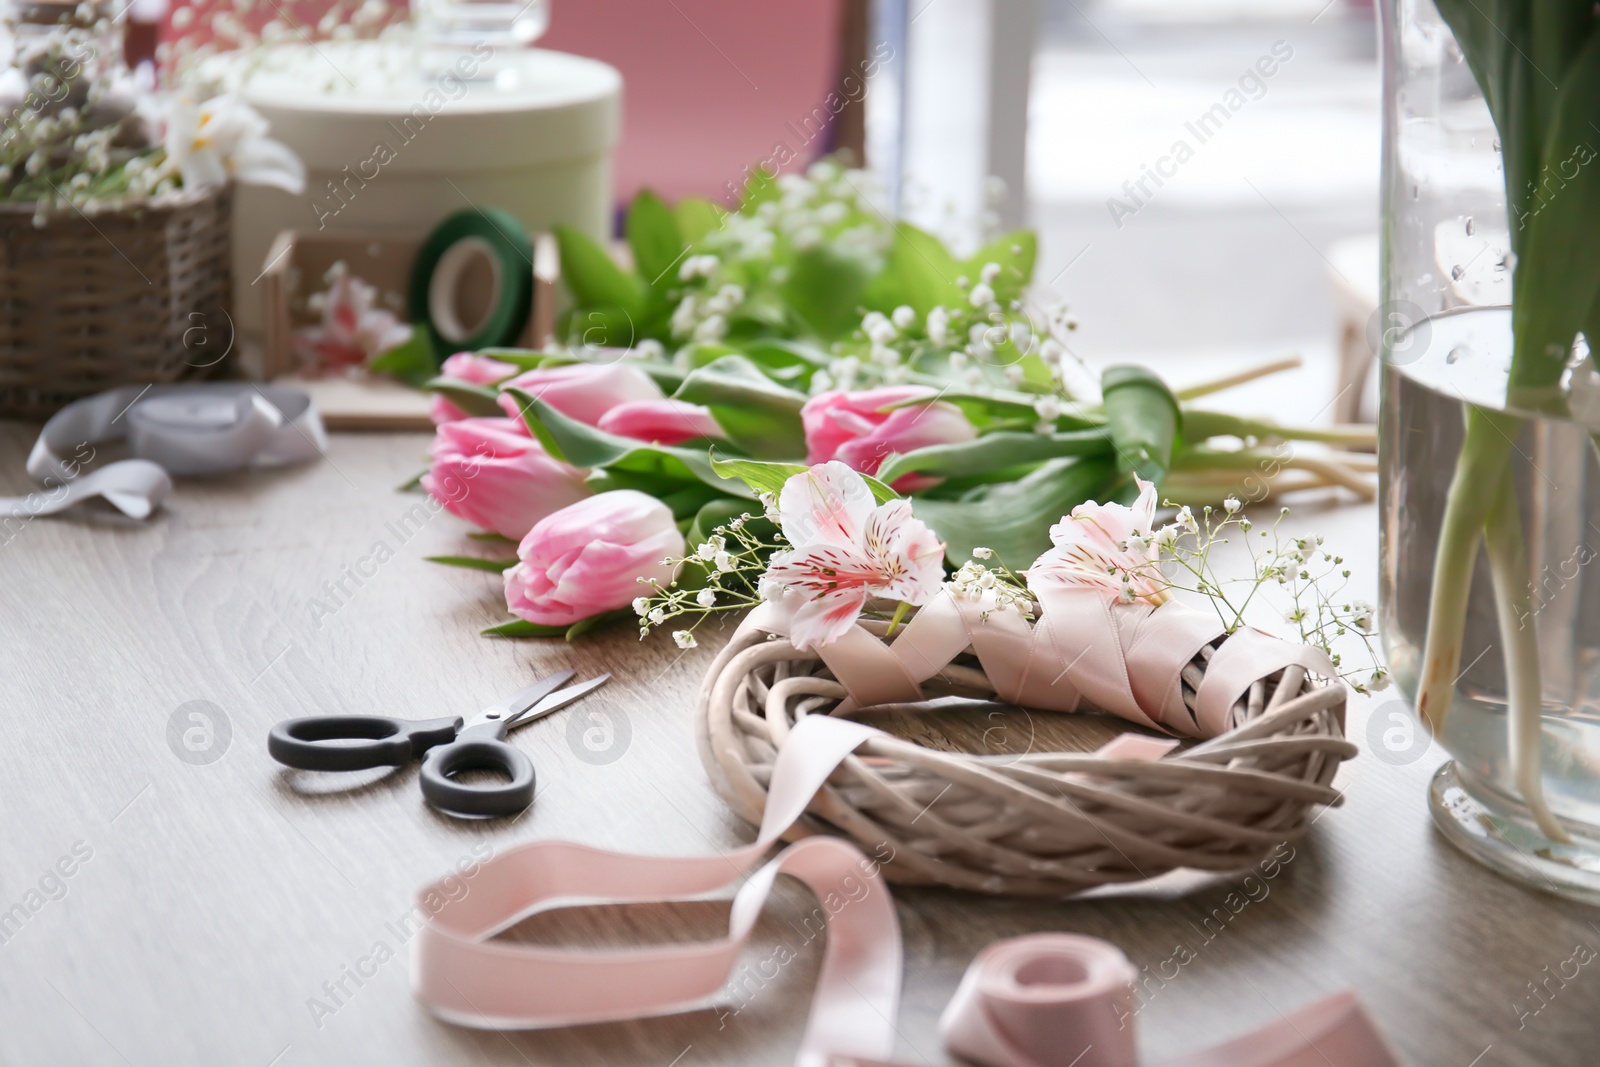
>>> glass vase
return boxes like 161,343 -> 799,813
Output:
1378,0 -> 1600,902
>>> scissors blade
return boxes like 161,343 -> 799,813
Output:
506,673 -> 611,729
473,669 -> 576,726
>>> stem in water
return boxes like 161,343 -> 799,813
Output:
1416,407 -> 1518,735
1481,469 -> 1571,844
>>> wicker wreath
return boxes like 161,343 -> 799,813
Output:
696,603 -> 1355,896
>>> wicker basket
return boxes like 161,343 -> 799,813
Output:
0,185 -> 233,419
698,615 -> 1356,896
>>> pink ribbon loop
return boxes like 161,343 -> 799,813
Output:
412,713 -> 1395,1067
412,716 -> 903,1067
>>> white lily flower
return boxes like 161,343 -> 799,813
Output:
163,94 -> 305,194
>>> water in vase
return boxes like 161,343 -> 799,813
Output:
1381,306 -> 1600,898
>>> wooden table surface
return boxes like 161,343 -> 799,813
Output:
1,423 -> 1594,1067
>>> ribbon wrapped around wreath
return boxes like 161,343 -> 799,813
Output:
729,583 -> 1337,739
695,582 -> 1353,895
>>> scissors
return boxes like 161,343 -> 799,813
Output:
267,670 -> 609,818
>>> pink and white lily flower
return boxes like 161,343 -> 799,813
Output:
1025,477 -> 1169,604
763,460 -> 945,649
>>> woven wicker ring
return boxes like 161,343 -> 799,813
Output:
696,614 -> 1355,897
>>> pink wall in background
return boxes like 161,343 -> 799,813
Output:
154,0 -> 846,211
539,0 -> 845,208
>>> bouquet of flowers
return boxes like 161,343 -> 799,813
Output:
419,160 -> 1376,657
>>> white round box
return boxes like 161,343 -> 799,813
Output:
216,42 -> 622,340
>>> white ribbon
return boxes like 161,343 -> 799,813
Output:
2,384 -> 326,520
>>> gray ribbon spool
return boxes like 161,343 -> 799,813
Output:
3,384 -> 326,520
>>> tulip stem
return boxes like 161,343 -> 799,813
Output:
1481,467 -> 1571,843
1173,354 -> 1303,400
1415,407 -> 1518,736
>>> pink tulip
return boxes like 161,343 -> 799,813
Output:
421,417 -> 590,541
496,363 -> 663,428
597,398 -> 724,445
802,386 -> 977,492
430,352 -> 520,425
504,490 -> 684,627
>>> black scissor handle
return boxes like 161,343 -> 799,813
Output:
419,737 -> 536,818
268,715 -> 463,772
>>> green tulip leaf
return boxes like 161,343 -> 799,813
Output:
482,619 -> 568,638
674,355 -> 808,459
426,555 -> 517,573
564,609 -> 634,640
708,454 -> 897,504
422,377 -> 502,418
780,245 -> 873,340
876,429 -> 1112,486
367,328 -> 438,386
507,390 -> 753,499
1100,364 -> 1181,485
911,456 -> 1120,571
676,197 -> 725,245
554,225 -> 644,315
626,190 -> 686,290
865,222 -> 964,317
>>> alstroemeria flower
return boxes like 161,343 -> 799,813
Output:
292,262 -> 413,373
763,460 -> 945,649
1025,477 -> 1167,604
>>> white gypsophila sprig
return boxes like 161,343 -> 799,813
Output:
1151,502 -> 1387,694
634,510 -> 783,642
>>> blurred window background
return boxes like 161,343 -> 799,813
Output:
894,0 -> 1380,420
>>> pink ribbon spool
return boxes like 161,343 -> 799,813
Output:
940,935 -> 1140,1067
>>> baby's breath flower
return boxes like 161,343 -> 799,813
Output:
693,314 -> 727,343
673,630 -> 698,649
861,310 -> 897,345
696,588 -> 718,608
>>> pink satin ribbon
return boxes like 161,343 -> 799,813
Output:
411,715 -> 1395,1067
755,588 -> 1335,739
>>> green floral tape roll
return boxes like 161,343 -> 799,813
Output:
408,208 -> 534,356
